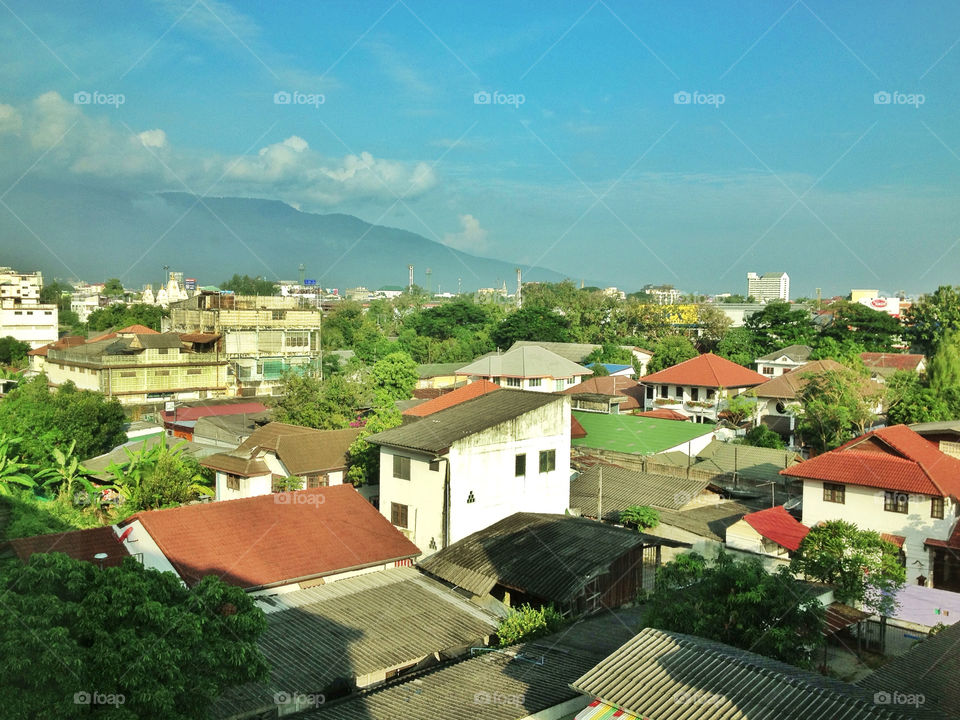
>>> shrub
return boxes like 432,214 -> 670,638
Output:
496,604 -> 565,647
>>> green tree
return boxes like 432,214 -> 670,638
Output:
716,327 -> 762,368
646,336 -> 698,374
495,603 -> 565,647
0,435 -> 37,497
645,551 -> 824,668
590,363 -> 610,377
102,277 -> 125,297
744,301 -> 816,353
928,330 -> 960,396
39,280 -> 73,306
694,303 -> 732,352
219,274 -> 279,296
86,303 -> 168,332
346,403 -> 402,487
272,372 -> 362,429
109,441 -> 213,511
323,301 -> 365,349
738,425 -> 786,449
790,520 -> 906,615
794,365 -> 876,452
584,343 -> 633,366
808,336 -> 867,365
821,302 -> 901,353
885,371 -> 952,425
370,351 -> 418,402
410,299 -> 492,340
0,336 -> 29,366
619,505 -> 660,531
0,553 -> 269,718
34,440 -> 98,505
490,306 -> 571,348
723,391 -> 757,425
904,285 -> 960,355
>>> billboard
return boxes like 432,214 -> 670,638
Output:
184,278 -> 197,291
858,296 -> 900,316
304,279 -> 317,286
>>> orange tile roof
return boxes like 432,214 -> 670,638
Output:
7,526 -> 129,566
563,376 -> 645,410
742,506 -> 809,551
860,353 -> 925,371
116,324 -> 159,334
402,379 -> 501,417
120,485 -> 420,589
635,408 -> 689,421
27,335 -> 86,356
571,415 -> 587,439
641,353 -> 768,389
782,425 -> 960,498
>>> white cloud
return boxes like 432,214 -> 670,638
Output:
0,104 -> 21,134
138,129 -> 167,148
444,213 -> 488,252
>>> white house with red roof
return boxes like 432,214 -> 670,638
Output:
640,353 -> 768,423
782,425 -> 960,590
726,506 -> 810,563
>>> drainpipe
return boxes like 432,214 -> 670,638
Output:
442,456 -> 451,549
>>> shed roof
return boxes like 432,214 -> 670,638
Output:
742,505 -> 809,551
402,379 -> 501,417
692,439 -> 802,483
570,464 -> 713,521
657,501 -> 752,542
562,376 -> 646,410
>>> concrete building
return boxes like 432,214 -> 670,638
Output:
746,271 -> 790,303
368,390 -> 571,557
456,344 -> 592,392
641,284 -> 683,304
167,291 -> 323,396
755,344 -> 813,377
69,293 -> 103,322
0,266 -> 58,348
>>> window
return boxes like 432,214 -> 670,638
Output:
690,387 -> 699,401
659,385 -> 668,399
823,482 -> 845,504
763,366 -> 774,375
505,377 -> 521,387
884,491 -> 908,514
119,371 -> 135,378
44,311 -> 52,315
157,348 -> 169,355
429,459 -> 440,472
186,368 -> 201,375
393,454 -> 411,480
391,502 -> 409,528
225,476 -> 240,491
932,497 -> 945,519
528,378 -> 541,387
155,370 -> 170,377
674,386 -> 684,400
515,453 -> 526,477
706,389 -> 715,400
539,449 -> 556,473
646,386 -> 654,399
286,331 -> 309,348
272,310 -> 287,320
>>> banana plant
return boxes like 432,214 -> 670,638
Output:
34,440 -> 97,503
0,434 -> 37,497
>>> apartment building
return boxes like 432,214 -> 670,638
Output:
746,271 -> 790,303
0,266 -> 58,348
166,291 -> 323,396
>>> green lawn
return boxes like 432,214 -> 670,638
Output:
572,411 -> 714,455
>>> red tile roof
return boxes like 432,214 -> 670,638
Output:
860,353 -> 925,371
403,379 -> 501,417
562,376 -> 646,410
27,335 -> 86,356
88,332 -> 117,342
925,521 -> 960,550
635,408 -> 689,421
117,324 -> 159,335
782,425 -> 960,498
641,353 -> 768,389
571,415 -> 587,439
881,533 -> 906,548
742,506 -> 809,551
162,401 -> 268,423
7,526 -> 129,567
120,485 -> 420,589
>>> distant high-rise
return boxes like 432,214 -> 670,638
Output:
746,272 -> 790,303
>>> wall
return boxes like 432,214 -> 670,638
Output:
0,305 -> 58,348
215,470 -> 273,501
117,520 -> 183,580
377,448 -> 446,554
643,384 -> 751,422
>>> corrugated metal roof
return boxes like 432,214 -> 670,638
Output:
571,628 -> 948,720
755,344 -> 813,363
657,501 -> 752,542
214,567 -> 498,719
693,440 -> 802,483
570,464 -> 712,521
368,391 -> 563,454
418,512 -> 681,603
458,345 -> 592,379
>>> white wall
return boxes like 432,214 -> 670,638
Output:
377,448 -> 446,553
215,470 -> 273,501
116,520 -> 183,581
0,304 -> 58,348
644,383 -> 750,422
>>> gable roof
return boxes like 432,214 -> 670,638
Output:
116,324 -> 159,335
508,340 -> 602,363
415,362 -> 467,378
402,378 -> 501,417
6,526 -> 130,567
571,414 -> 587,439
742,506 -> 809,551
657,501 -> 752,542
457,345 -> 592,380
418,512 -> 681,602
230,422 -> 360,475
570,464 -> 714,521
860,352 -> 926,371
368,390 -> 563,455
571,628 -> 941,720
692,439 -> 802,483
752,358 -> 847,399
119,485 -> 420,589
781,425 -> 960,498
641,353 -> 768,388
562,376 -> 646,410
756,344 -> 813,363
132,332 -> 183,349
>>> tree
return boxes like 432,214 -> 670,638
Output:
694,304 -> 732,352
744,301 -> 816,353
820,302 -> 901,353
716,327 -> 763,368
346,403 -> 402,487
645,551 -> 824,668
0,553 -> 268,718
219,273 -> 279,296
39,280 -> 73,306
808,336 -> 867,365
928,330 -> 960,396
102,277 -> 125,297
590,363 -> 610,377
490,306 -> 571,348
584,343 -> 634,366
790,520 -> 906,615
410,299 -> 492,340
271,372 -> 361,429
645,336 -> 698,374
723,391 -> 756,425
495,603 -> 565,647
885,371 -> 952,425
0,336 -> 29,366
619,505 -> 659,530
323,301 -> 365,349
738,425 -> 786,449
0,435 -> 37,497
904,285 -> 960,355
370,351 -> 418,402
794,365 -> 876,452
86,303 -> 168,332
107,441 -> 213,511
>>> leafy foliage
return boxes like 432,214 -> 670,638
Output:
885,370 -> 953,425
820,302 -> 901,353
716,327 -> 762,367
370,351 -> 418,402
272,372 -> 362,429
645,551 -> 824,668
490,306 -> 571,348
723,392 -> 756,425
0,336 -> 30,366
646,336 -> 698,374
790,520 -> 906,616
102,277 -> 125,296
737,425 -> 786,449
904,285 -> 960,355
219,273 -> 279,296
794,365 -> 876,452
744,301 -> 817,353
0,553 -> 269,718
86,303 -> 168,332
496,603 -> 565,647
619,505 -> 660,530
346,403 -> 403,487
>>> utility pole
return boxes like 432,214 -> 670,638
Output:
516,267 -> 522,308
408,264 -> 414,290
298,263 -> 305,285
597,464 -> 603,520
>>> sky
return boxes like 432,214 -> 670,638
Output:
1,0 -> 960,295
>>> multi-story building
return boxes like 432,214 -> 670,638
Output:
746,272 -> 790,303
456,345 -> 592,392
0,266 -> 58,348
641,284 -> 682,304
44,326 -> 227,405
70,293 -> 103,322
166,291 -> 323,396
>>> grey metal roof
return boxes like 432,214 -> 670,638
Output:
134,332 -> 184,349
214,567 -> 499,719
571,627 -> 949,720
570,464 -> 713,521
418,512 -> 683,602
656,501 -> 752,542
296,609 -> 640,720
508,340 -> 602,363
458,345 -> 592,379
910,420 -> 960,435
692,440 -> 801,483
755,344 -> 813,363
367,390 -> 563,454
857,620 -> 960,718
416,362 -> 467,378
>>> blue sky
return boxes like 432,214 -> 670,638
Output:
1,0 -> 959,295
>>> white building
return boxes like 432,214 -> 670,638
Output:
70,293 -> 102,322
754,344 -> 812,377
746,272 -> 790,303
0,266 -> 58,348
368,390 -> 571,557
456,344 -> 592,392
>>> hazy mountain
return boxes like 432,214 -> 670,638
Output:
0,181 -> 569,291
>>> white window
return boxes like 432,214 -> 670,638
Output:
528,378 -> 541,387
505,377 -> 521,388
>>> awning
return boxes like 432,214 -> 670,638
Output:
824,602 -> 870,636
881,533 -> 906,548
575,699 -> 641,720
